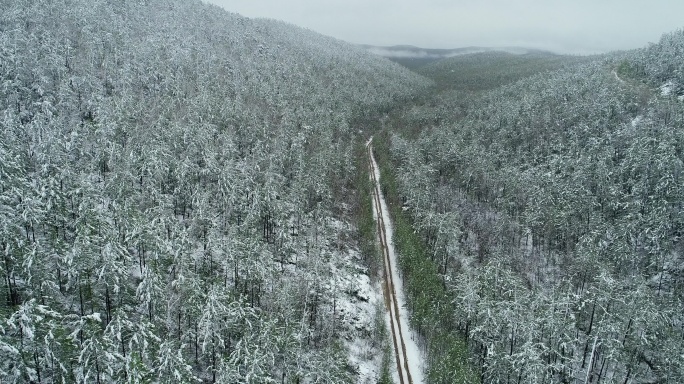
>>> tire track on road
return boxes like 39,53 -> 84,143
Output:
367,138 -> 415,384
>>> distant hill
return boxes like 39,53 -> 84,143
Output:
359,44 -> 550,70
417,50 -> 591,92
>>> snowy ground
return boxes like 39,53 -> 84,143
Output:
326,217 -> 386,383
660,80 -> 684,101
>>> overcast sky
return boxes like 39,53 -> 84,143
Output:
204,0 -> 683,54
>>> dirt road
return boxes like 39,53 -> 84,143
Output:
367,138 -> 423,384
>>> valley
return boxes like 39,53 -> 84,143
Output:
1,0 -> 683,383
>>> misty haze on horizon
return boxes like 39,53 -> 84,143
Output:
205,0 -> 684,55
359,45 -> 543,60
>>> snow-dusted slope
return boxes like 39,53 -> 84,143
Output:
0,0 -> 431,382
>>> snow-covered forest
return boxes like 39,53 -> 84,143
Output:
0,0 -> 429,382
3,0 -> 684,383
380,30 -> 684,383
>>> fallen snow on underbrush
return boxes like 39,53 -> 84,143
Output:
660,80 -> 684,101
327,219 -> 385,383
661,80 -> 675,96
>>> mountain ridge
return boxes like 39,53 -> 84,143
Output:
359,44 -> 552,58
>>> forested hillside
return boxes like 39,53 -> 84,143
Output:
381,30 -> 684,382
4,0 -> 683,382
417,51 -> 588,92
0,0 -> 430,382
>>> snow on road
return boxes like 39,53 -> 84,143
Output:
367,137 -> 425,384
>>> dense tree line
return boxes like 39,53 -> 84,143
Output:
0,0 -> 430,382
387,30 -> 684,383
417,51 -> 589,93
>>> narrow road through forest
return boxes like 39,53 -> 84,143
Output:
367,138 -> 424,384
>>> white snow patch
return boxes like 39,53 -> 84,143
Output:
612,70 -> 624,83
324,215 -> 385,383
333,248 -> 385,383
342,281 -> 386,383
659,81 -> 683,101
661,80 -> 675,96
130,263 -> 143,280
631,115 -> 643,127
84,312 -> 102,322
